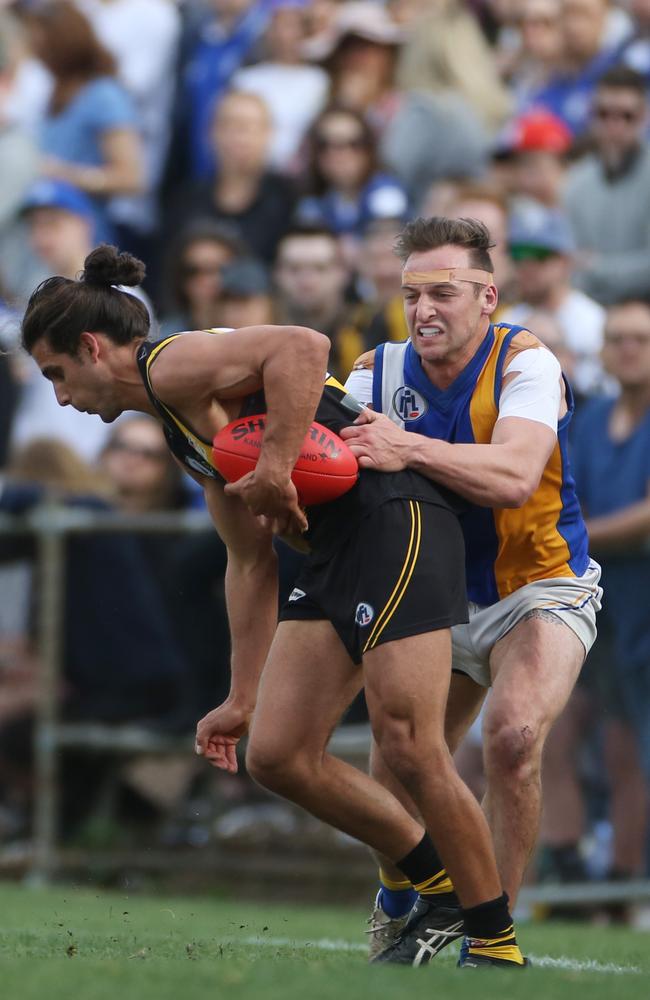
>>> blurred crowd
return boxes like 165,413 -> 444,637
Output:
1,0 -> 650,907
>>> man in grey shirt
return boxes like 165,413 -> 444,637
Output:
564,65 -> 650,305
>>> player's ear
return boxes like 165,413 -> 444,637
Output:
79,331 -> 101,362
482,283 -> 499,315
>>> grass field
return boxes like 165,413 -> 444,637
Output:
1,882 -> 648,999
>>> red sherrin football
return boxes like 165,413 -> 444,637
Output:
212,414 -> 359,506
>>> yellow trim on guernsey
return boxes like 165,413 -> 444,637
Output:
363,501 -> 422,653
144,335 -> 217,470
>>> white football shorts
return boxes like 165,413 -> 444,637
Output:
452,559 -> 603,687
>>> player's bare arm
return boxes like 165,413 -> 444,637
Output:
342,408 -> 557,508
148,326 -> 330,530
342,343 -> 565,508
195,477 -> 278,774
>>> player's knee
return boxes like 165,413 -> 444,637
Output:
374,714 -> 448,789
483,719 -> 542,779
245,739 -> 306,795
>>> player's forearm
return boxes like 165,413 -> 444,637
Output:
407,436 -> 538,508
224,550 -> 278,710
258,327 -> 330,476
586,498 -> 650,551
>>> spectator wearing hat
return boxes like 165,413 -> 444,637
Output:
20,179 -> 99,286
564,65 -> 650,305
502,203 -> 607,396
498,109 -> 573,210
393,0 -> 513,134
303,0 -> 489,208
8,178 -> 154,463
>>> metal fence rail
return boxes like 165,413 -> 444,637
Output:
2,506 -> 650,913
1,506 -> 214,881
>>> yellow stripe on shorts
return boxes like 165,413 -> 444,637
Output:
363,501 -> 422,653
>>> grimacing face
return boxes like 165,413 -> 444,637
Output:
31,335 -> 125,423
402,245 -> 497,375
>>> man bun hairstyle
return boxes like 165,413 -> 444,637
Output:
394,216 -> 495,273
82,243 -> 146,289
22,244 -> 150,356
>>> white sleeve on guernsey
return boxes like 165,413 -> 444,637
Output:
344,367 -> 374,407
497,348 -> 562,431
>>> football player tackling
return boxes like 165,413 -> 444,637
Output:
342,216 -> 601,964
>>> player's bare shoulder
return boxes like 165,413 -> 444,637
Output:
147,329 -> 262,405
352,348 -> 377,371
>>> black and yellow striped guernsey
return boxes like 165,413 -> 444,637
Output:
136,333 -> 463,554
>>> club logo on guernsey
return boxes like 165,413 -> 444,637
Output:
288,588 -> 306,602
355,602 -> 374,626
392,386 -> 428,422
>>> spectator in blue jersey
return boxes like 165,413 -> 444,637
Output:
341,216 -> 601,964
295,106 -> 409,261
178,0 -> 273,180
519,0 -> 623,135
571,300 -> 650,782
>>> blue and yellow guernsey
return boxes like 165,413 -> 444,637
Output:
372,323 -> 590,606
137,332 -> 463,555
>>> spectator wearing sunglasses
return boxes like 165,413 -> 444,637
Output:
564,65 -> 650,305
159,221 -> 247,338
502,202 -> 607,397
295,106 -> 408,262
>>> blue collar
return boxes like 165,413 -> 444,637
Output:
403,326 -> 495,412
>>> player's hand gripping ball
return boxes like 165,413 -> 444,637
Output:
212,415 -> 359,506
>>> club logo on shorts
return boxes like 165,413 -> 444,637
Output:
355,602 -> 374,626
288,588 -> 306,602
392,386 -> 428,422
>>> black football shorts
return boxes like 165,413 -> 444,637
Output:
279,499 -> 468,664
